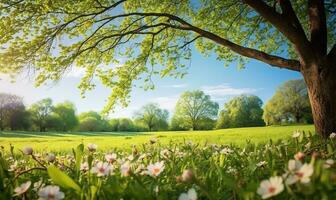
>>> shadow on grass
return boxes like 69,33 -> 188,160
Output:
0,131 -> 151,138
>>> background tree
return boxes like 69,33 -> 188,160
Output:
117,118 -> 135,132
0,93 -> 31,130
78,117 -> 102,132
45,113 -> 63,131
6,104 -> 31,131
263,79 -> 312,125
53,101 -> 79,131
78,111 -> 111,131
216,95 -> 265,129
172,90 -> 219,130
29,98 -> 54,132
0,0 -> 335,136
109,119 -> 120,132
134,103 -> 169,131
0,93 -> 23,130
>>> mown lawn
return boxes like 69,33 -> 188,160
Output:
0,125 -> 314,152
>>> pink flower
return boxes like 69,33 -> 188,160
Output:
38,185 -> 64,200
90,161 -> 111,177
147,161 -> 165,177
14,181 -> 31,196
257,176 -> 284,199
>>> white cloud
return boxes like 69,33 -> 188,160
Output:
163,84 -> 188,88
201,84 -> 259,98
151,95 -> 179,111
108,106 -> 139,119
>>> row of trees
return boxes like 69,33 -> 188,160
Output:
0,79 -> 312,132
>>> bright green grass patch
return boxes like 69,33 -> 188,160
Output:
0,125 -> 314,152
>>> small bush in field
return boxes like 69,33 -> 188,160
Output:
1,131 -> 336,199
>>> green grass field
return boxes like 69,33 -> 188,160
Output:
0,125 -> 314,152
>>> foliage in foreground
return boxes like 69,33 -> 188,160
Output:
1,131 -> 336,200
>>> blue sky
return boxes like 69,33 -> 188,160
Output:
0,49 -> 302,118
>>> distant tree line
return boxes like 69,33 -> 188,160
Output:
0,79 -> 312,132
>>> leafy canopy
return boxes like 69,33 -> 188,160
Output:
134,103 -> 168,131
216,95 -> 264,129
0,0 -> 335,112
172,90 -> 218,130
263,79 -> 312,125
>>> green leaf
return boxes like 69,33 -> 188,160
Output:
47,165 -> 81,192
75,143 -> 84,172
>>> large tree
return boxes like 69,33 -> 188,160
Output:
134,103 -> 169,131
0,0 -> 335,136
217,95 -> 265,129
29,98 -> 54,132
263,79 -> 312,125
172,90 -> 219,130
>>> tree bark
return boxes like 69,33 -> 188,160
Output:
302,62 -> 336,137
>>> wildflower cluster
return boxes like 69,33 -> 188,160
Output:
1,131 -> 336,199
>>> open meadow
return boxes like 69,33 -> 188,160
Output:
0,125 -> 314,152
1,0 -> 335,199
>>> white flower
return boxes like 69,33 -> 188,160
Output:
330,132 -> 336,139
305,142 -> 311,149
227,166 -> 237,174
294,152 -> 305,161
220,147 -> 234,155
178,188 -> 197,200
33,180 -> 45,192
9,161 -> 18,172
292,131 -> 301,138
288,159 -> 302,171
46,153 -> 56,162
257,161 -> 267,167
160,149 -> 170,159
147,161 -> 165,177
127,155 -> 134,161
90,161 -> 111,177
14,181 -> 31,196
257,176 -> 284,199
105,153 -> 117,163
87,143 -> 97,152
38,185 -> 64,200
80,162 -> 89,171
324,159 -> 335,168
23,147 -> 33,155
135,164 -> 146,174
120,161 -> 131,176
286,163 -> 314,185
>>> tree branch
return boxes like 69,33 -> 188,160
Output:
119,12 -> 301,71
278,0 -> 306,38
242,0 -> 310,60
308,0 -> 328,56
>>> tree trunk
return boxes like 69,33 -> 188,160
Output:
302,62 -> 336,138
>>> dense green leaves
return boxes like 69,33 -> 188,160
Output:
263,79 -> 312,125
172,90 -> 219,130
216,95 -> 265,129
134,103 -> 169,131
0,0 -> 334,112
